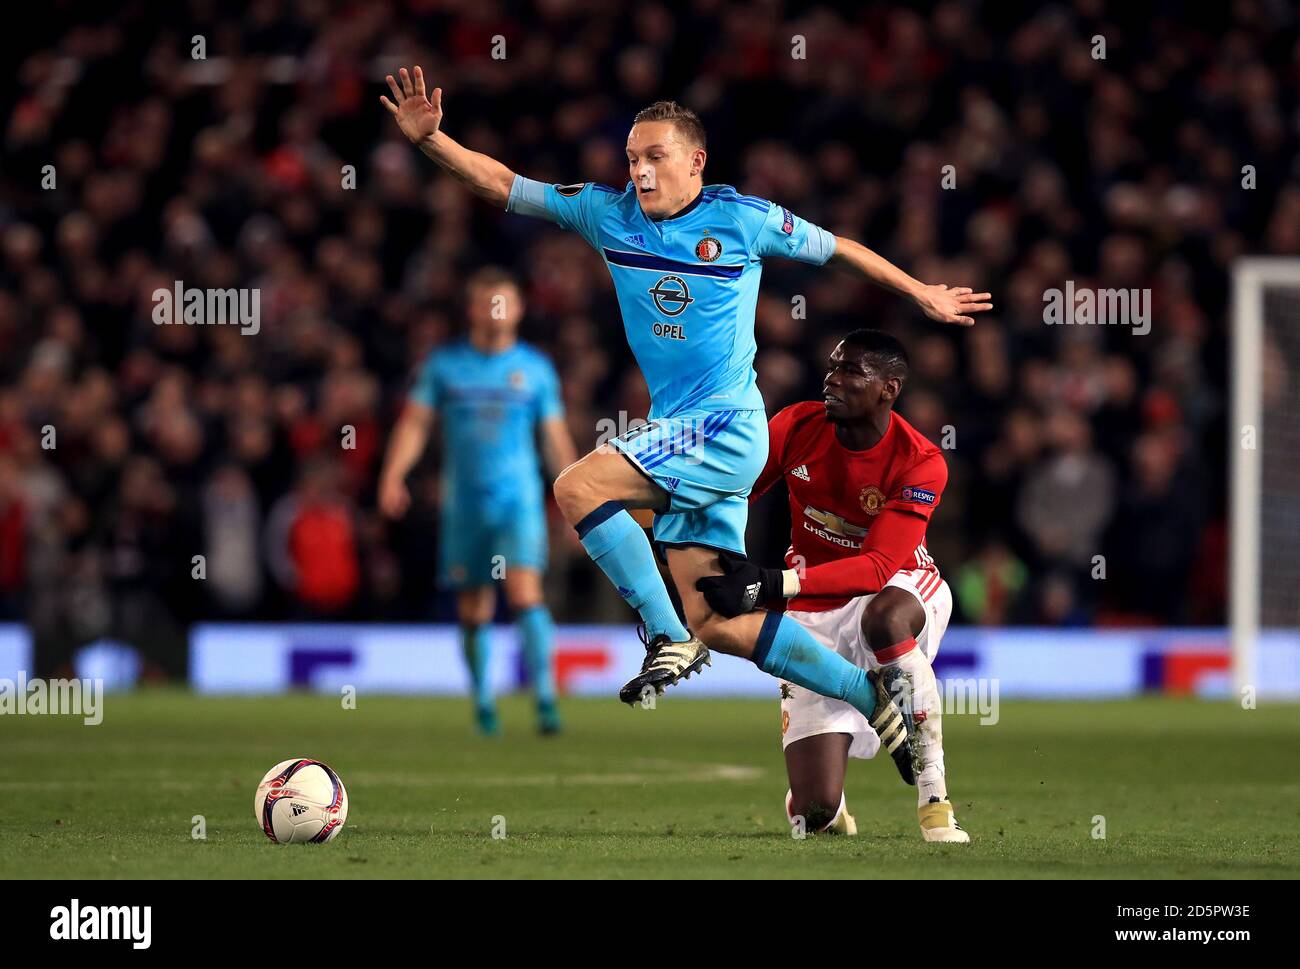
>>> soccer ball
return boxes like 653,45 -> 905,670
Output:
253,758 -> 349,844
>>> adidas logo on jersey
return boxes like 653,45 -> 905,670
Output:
624,233 -> 646,247
791,465 -> 811,481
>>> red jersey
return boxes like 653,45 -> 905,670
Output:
752,401 -> 947,613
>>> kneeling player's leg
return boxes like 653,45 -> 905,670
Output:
666,545 -> 883,722
504,566 -> 560,733
554,446 -> 690,645
862,581 -> 967,841
861,586 -> 938,788
785,733 -> 855,835
457,586 -> 498,734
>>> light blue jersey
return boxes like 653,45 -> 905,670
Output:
508,179 -> 835,420
410,340 -> 562,584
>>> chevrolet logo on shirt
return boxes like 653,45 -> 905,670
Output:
803,505 -> 867,548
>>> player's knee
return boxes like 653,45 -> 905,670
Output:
458,593 -> 494,627
861,599 -> 915,652
506,590 -> 542,613
459,611 -> 492,630
791,789 -> 842,832
552,465 -> 589,522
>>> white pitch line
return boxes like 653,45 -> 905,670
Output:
346,763 -> 764,787
0,763 -> 764,791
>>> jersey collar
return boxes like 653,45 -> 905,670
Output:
650,187 -> 704,224
834,411 -> 894,454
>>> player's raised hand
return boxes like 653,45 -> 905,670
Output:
914,284 -> 993,327
380,66 -> 443,145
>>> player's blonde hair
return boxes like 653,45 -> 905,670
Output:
633,101 -> 706,149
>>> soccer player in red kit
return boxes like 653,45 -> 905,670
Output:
697,329 -> 968,842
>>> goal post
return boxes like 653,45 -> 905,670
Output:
1230,257 -> 1300,697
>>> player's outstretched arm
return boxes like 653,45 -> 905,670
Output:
380,66 -> 516,208
829,235 -> 992,327
697,510 -> 930,617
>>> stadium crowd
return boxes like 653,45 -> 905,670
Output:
1,0 -> 1296,673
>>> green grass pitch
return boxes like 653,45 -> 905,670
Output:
1,691 -> 1297,879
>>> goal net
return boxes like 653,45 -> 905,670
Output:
1230,258 -> 1300,697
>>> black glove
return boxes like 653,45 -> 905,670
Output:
695,551 -> 784,618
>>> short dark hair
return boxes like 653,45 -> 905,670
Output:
633,100 -> 706,149
840,328 -> 909,383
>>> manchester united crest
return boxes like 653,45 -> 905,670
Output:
695,235 -> 723,262
859,485 -> 886,515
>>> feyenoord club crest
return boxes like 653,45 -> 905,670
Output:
695,235 -> 723,262
859,485 -> 886,515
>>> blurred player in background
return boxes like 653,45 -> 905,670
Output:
379,267 -> 577,735
381,67 -> 989,745
698,331 -> 968,842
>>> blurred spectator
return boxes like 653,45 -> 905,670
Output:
202,465 -> 263,615
265,458 -> 360,617
1016,410 -> 1115,569
1100,428 -> 1205,624
0,455 -> 26,619
953,538 -> 1029,626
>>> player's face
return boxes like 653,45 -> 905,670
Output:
467,281 -> 523,343
626,121 -> 705,219
823,343 -> 890,422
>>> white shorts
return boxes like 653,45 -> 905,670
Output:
780,569 -> 952,760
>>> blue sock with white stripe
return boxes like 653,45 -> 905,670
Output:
576,501 -> 689,643
752,612 -> 877,719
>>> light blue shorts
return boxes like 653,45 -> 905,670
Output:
608,408 -> 768,555
439,503 -> 548,589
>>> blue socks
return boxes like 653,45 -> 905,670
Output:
752,612 -> 877,720
517,604 -> 556,706
461,624 -> 493,713
464,608 -> 559,734
575,501 -> 689,642
573,500 -> 876,722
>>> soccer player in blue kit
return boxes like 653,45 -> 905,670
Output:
383,67 -> 991,765
379,266 -> 577,735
